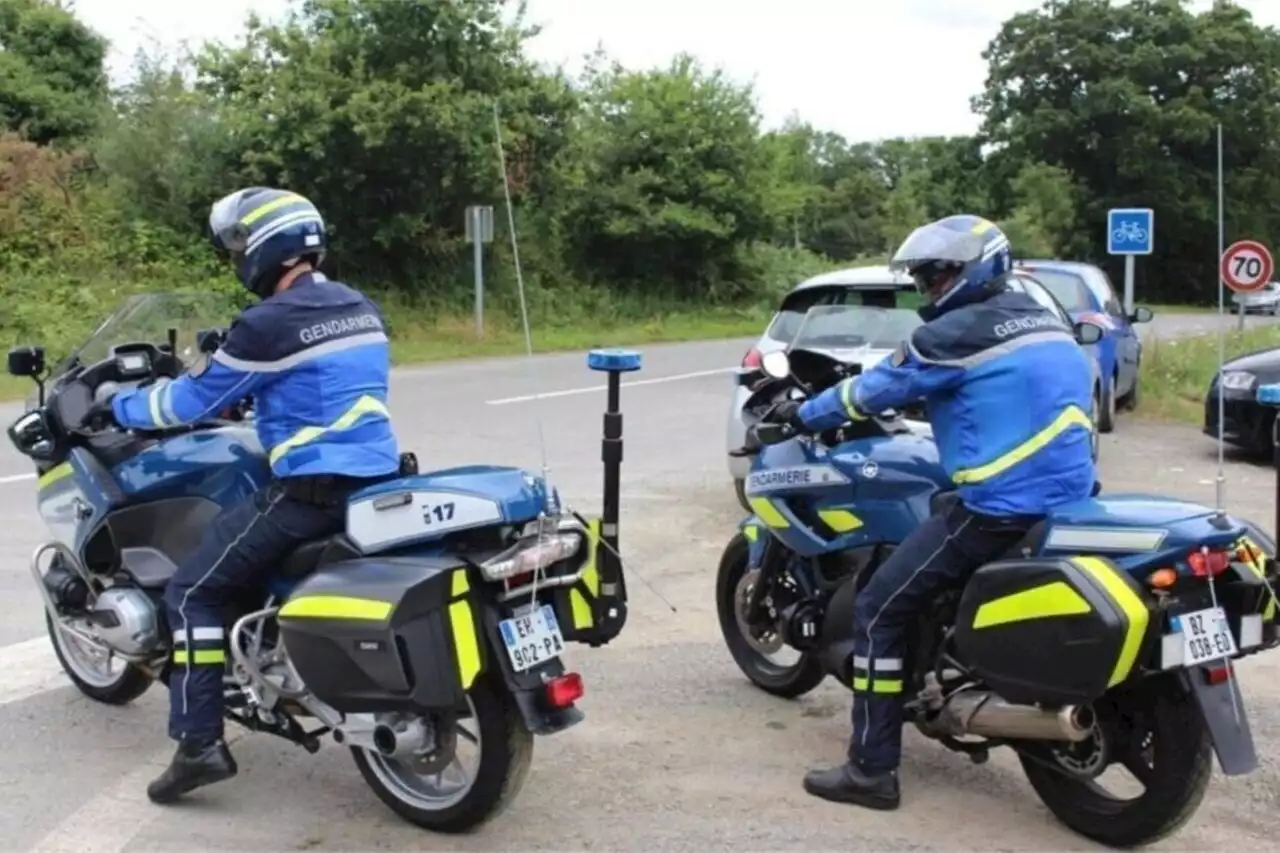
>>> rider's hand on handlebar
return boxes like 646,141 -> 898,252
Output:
84,397 -> 119,432
762,399 -> 804,429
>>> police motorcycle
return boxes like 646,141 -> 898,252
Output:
5,291 -> 639,833
717,304 -> 1279,848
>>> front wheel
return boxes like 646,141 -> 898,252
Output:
715,533 -> 827,698
45,613 -> 154,705
1019,678 -> 1212,847
351,675 -> 533,834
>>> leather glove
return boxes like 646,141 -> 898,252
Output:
764,399 -> 804,428
85,396 -> 119,431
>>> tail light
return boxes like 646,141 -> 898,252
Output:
1204,664 -> 1232,686
742,347 -> 762,369
544,672 -> 584,709
1187,547 -> 1232,578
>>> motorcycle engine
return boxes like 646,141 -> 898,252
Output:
86,587 -> 163,657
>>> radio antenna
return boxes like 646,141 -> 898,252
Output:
1214,122 -> 1227,523
491,101 -> 550,498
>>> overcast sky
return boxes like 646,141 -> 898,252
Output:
69,0 -> 1280,143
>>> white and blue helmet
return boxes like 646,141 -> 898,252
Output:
889,215 -> 1012,321
208,187 -> 328,298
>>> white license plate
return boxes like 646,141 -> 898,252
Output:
499,604 -> 565,672
1174,606 -> 1238,667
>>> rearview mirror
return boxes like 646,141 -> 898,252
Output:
761,350 -> 791,380
6,346 -> 44,378
1073,321 -> 1104,346
1130,306 -> 1153,323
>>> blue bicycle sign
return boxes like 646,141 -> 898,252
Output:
1107,208 -> 1154,255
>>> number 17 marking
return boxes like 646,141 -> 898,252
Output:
424,502 -> 456,524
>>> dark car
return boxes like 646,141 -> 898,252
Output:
1203,346 -> 1280,454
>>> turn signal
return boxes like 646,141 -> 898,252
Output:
545,672 -> 584,709
1187,547 -> 1232,578
1147,568 -> 1178,589
742,348 -> 763,369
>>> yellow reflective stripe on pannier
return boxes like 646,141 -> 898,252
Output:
1072,556 -> 1150,687
972,581 -> 1092,629
570,518 -> 603,630
278,595 -> 393,621
448,568 -> 481,690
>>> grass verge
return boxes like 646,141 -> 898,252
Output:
0,305 -> 774,403
1139,326 -> 1280,423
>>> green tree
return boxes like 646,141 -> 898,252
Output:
193,0 -> 576,293
560,53 -> 771,300
0,0 -> 107,144
975,0 -> 1280,303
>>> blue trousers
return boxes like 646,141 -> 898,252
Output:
848,502 -> 1039,774
163,481 -> 344,743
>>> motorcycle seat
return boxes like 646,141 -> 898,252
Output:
278,533 -> 362,579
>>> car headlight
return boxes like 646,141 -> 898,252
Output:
1221,371 -> 1257,391
479,531 -> 583,582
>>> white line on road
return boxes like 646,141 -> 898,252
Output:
486,367 -> 735,405
0,635 -> 68,708
0,472 -> 34,484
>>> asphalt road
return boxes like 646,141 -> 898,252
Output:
0,310 -> 1278,851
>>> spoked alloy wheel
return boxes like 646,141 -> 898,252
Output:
351,675 -> 533,833
1019,679 -> 1212,847
45,612 -> 153,705
715,533 -> 826,698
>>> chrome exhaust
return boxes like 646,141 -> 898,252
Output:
372,717 -> 430,760
941,690 -> 1093,742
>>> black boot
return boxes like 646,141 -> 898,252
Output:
146,738 -> 238,804
802,761 -> 900,810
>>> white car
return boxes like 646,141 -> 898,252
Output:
1232,281 -> 1280,315
725,265 -> 1104,510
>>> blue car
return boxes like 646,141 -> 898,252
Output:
1015,259 -> 1154,433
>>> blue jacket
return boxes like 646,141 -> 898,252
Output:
797,289 -> 1095,517
113,273 -> 401,479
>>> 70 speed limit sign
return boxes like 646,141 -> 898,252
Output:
1221,240 -> 1275,293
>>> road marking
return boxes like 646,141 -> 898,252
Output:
0,635 -> 69,708
486,367 -> 735,405
0,472 -> 34,484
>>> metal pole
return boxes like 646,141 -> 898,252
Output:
1123,254 -> 1135,316
1215,122 -> 1226,516
473,208 -> 484,339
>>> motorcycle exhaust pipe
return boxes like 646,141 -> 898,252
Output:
942,690 -> 1094,742
372,718 -> 429,760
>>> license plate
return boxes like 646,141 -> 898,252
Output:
1173,606 -> 1239,667
498,604 -> 565,672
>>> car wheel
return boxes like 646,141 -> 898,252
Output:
1097,374 -> 1118,433
1091,384 -> 1101,461
1119,369 -> 1140,412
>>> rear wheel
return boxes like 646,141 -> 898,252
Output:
1119,369 -> 1141,412
715,533 -> 826,698
352,676 -> 533,833
1019,678 -> 1212,847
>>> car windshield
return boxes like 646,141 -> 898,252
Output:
786,304 -> 922,353
50,291 -> 242,380
1022,268 -> 1092,312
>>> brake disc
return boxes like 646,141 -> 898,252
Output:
734,569 -> 785,656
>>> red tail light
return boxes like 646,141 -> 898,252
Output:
1188,547 -> 1232,578
1204,664 -> 1232,686
742,347 -> 762,369
544,672 -> 584,709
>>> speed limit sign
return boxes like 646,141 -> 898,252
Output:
1221,240 -> 1274,293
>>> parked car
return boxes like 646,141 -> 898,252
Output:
1232,281 -> 1280,315
1013,259 -> 1154,433
1203,345 -> 1280,454
725,265 -> 1103,510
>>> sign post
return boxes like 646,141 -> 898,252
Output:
465,205 -> 495,338
1106,207 -> 1154,315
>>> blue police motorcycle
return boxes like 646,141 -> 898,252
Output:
716,306 -> 1279,848
6,292 -> 637,833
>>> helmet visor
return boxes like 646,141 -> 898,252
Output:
889,223 -> 986,272
208,190 -> 250,255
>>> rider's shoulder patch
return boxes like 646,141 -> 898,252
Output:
889,342 -> 908,367
187,352 -> 212,379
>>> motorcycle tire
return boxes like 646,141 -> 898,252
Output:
715,532 -> 826,699
351,674 -> 533,834
45,612 -> 154,705
1019,677 -> 1212,848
